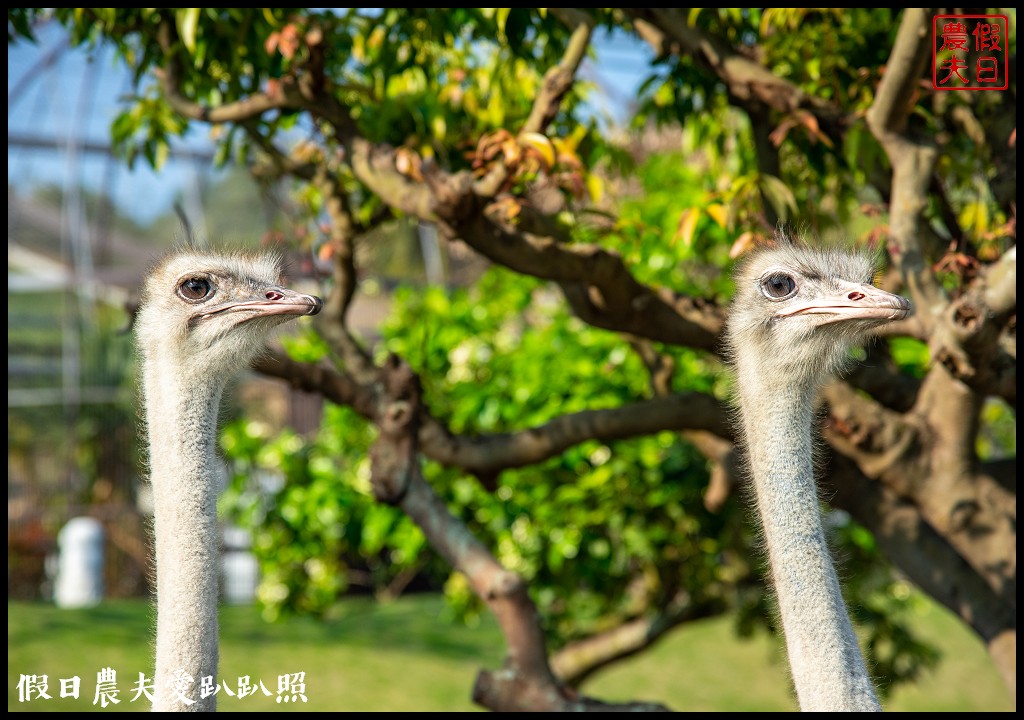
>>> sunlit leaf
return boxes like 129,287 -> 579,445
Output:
153,140 -> 169,171
496,8 -> 511,43
759,174 -> 798,221
519,131 -> 555,170
585,173 -> 604,204
674,208 -> 700,248
261,8 -> 279,26
176,8 -> 200,54
730,231 -> 760,258
959,201 -> 991,238
431,115 -> 447,142
706,203 -> 728,229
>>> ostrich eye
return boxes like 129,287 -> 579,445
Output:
177,277 -> 213,302
761,273 -> 796,300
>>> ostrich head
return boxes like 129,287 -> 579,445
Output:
725,241 -> 912,387
136,249 -> 322,381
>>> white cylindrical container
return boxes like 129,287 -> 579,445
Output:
54,517 -> 105,608
222,525 -> 258,604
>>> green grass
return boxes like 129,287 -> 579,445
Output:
8,594 -> 1013,712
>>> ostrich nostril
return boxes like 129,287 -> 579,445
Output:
266,290 -> 284,301
848,291 -> 865,301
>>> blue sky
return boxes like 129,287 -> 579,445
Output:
7,18 -> 653,226
8,22 -> 227,225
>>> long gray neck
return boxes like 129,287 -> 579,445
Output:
144,359 -> 223,712
736,369 -> 881,712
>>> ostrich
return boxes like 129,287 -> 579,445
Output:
135,249 -> 322,711
725,240 -> 911,712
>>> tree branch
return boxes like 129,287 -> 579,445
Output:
251,353 -> 375,419
151,9 -> 728,354
348,137 -> 438,220
865,8 -> 945,322
822,453 -> 1017,700
243,122 -> 318,181
748,105 -> 782,228
437,208 -> 725,351
426,391 -> 733,479
865,9 -> 933,137
521,10 -> 594,135
154,17 -> 299,123
843,343 -> 922,414
367,354 -> 670,712
550,592 -> 726,687
626,8 -> 844,141
929,248 -> 1017,409
254,349 -> 732,481
310,167 -> 378,382
983,245 -> 1017,316
977,78 -> 1018,217
822,379 -> 1016,608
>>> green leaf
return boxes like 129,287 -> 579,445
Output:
176,8 -> 201,54
759,174 -> 798,221
495,8 -> 511,43
280,329 -> 331,363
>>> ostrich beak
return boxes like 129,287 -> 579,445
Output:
778,282 -> 912,324
198,287 -> 323,322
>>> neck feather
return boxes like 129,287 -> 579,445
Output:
736,363 -> 881,712
144,357 -> 223,712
